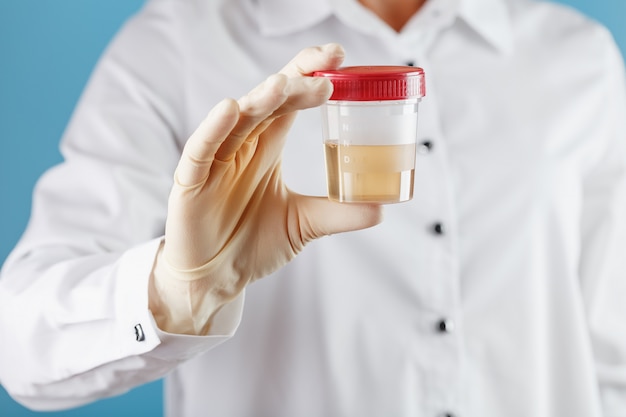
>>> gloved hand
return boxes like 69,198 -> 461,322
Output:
149,44 -> 383,335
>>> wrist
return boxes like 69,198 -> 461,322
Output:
148,243 -> 224,335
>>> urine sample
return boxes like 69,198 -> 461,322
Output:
313,66 -> 426,203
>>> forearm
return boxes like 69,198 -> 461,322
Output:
0,239 -> 243,411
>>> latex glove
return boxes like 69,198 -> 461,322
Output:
149,44 -> 383,335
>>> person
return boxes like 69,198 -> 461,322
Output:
1,0 -> 625,415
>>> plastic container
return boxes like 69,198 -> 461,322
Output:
313,66 -> 426,203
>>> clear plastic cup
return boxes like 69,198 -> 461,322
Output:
313,66 -> 426,204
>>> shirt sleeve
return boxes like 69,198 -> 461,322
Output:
578,29 -> 626,417
0,0 -> 243,411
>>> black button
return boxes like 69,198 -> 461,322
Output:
437,318 -> 454,333
432,222 -> 445,235
405,61 -> 415,67
418,140 -> 433,154
134,324 -> 145,342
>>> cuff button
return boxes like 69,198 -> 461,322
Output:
134,324 -> 145,342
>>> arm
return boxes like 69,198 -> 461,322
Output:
0,1 -> 225,410
0,2 -> 381,411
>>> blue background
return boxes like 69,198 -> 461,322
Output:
0,1 -> 625,416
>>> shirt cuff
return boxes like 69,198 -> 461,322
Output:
115,237 -> 244,363
148,292 -> 244,361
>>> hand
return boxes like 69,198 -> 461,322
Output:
149,44 -> 383,335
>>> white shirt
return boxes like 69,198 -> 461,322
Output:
1,0 -> 626,415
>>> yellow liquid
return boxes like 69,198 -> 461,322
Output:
324,141 -> 416,203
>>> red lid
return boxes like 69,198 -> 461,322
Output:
313,66 -> 426,101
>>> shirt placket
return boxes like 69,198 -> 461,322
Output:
394,29 -> 464,414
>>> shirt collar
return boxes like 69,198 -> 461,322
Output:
457,0 -> 514,54
256,0 -> 513,54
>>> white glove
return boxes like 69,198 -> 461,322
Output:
149,44 -> 383,335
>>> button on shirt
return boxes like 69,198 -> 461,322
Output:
1,0 -> 626,416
